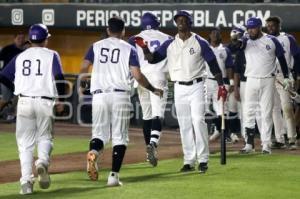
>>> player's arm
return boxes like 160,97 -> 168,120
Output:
225,47 -> 234,93
287,34 -> 300,80
129,48 -> 163,97
233,50 -> 244,101
80,45 -> 94,89
0,55 -> 16,91
271,37 -> 289,78
134,37 -> 172,64
52,53 -> 65,113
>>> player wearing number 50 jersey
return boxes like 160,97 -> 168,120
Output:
128,12 -> 172,167
0,24 -> 65,195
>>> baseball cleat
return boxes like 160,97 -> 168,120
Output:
239,144 -> 255,154
230,133 -> 239,143
180,164 -> 195,172
36,163 -> 50,189
198,162 -> 208,174
20,181 -> 34,195
271,141 -> 286,149
146,143 -> 158,167
87,150 -> 99,181
288,142 -> 297,150
107,172 -> 123,187
262,145 -> 272,154
209,130 -> 220,141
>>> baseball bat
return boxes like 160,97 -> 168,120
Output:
276,79 -> 297,97
220,97 -> 226,165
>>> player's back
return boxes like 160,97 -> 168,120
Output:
90,37 -> 133,92
14,47 -> 58,97
136,29 -> 170,74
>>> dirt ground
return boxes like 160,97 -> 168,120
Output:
0,122 -> 299,184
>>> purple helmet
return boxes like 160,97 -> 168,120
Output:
29,24 -> 51,41
246,17 -> 262,29
174,10 -> 193,26
141,12 -> 160,30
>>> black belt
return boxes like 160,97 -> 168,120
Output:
20,94 -> 54,101
175,77 -> 202,86
91,89 -> 127,95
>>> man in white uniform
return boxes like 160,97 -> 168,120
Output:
135,11 -> 227,173
240,17 -> 290,154
266,16 -> 300,150
80,17 -> 163,186
205,28 -> 239,143
128,12 -> 171,167
0,24 -> 65,195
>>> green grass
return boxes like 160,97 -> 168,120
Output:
0,132 -> 88,161
0,154 -> 299,199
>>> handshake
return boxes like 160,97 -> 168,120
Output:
134,36 -> 148,49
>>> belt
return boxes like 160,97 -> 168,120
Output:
91,89 -> 127,95
20,94 -> 54,101
175,77 -> 202,86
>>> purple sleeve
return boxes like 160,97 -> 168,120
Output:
287,34 -> 300,56
225,47 -> 234,68
84,45 -> 94,63
270,37 -> 285,57
128,36 -> 136,48
1,55 -> 16,81
129,48 -> 140,67
52,53 -> 63,76
195,36 -> 216,63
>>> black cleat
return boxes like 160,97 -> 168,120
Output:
271,141 -> 286,149
198,162 -> 208,174
180,164 -> 195,172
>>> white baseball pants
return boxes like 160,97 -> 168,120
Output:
174,81 -> 209,165
16,96 -> 54,185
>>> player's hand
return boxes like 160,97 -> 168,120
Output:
218,85 -> 228,101
55,102 -> 64,114
234,87 -> 241,101
134,36 -> 148,49
153,88 -> 163,98
283,78 -> 292,91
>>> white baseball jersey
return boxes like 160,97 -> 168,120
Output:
129,29 -> 170,74
1,47 -> 63,97
152,32 -> 216,82
244,34 -> 285,78
275,32 -> 299,75
85,37 -> 140,92
206,43 -> 233,78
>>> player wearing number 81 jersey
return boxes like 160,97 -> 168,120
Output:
128,12 -> 172,167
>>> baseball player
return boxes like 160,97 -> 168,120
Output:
135,11 -> 227,173
80,17 -> 163,186
240,17 -> 289,154
128,12 -> 171,167
265,16 -> 300,150
0,24 -> 65,195
205,27 -> 239,143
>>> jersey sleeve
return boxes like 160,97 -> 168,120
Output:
129,47 -> 140,68
195,36 -> 216,63
52,52 -> 64,76
84,45 -> 94,63
150,38 -> 173,64
128,36 -> 136,48
225,47 -> 234,68
287,34 -> 300,56
270,37 -> 285,57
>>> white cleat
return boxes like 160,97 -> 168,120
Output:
230,133 -> 239,144
36,163 -> 51,189
20,181 -> 34,195
262,145 -> 272,154
239,144 -> 255,154
209,130 -> 220,141
107,172 -> 123,187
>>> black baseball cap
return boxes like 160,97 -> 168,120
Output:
108,17 -> 125,33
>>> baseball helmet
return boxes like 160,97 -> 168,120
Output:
29,23 -> 51,41
246,17 -> 262,29
141,12 -> 160,30
173,10 -> 193,26
230,25 -> 246,39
